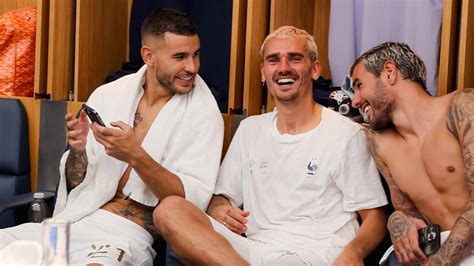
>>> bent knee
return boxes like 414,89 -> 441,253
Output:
153,196 -> 191,234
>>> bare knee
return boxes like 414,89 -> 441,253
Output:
153,196 -> 192,236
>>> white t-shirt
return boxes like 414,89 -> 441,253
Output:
215,107 -> 388,246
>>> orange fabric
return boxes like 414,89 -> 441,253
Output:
0,7 -> 36,97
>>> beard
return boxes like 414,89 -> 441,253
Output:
155,68 -> 194,95
369,80 -> 395,131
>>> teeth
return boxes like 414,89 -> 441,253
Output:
364,105 -> 370,114
276,78 -> 295,85
178,76 -> 192,81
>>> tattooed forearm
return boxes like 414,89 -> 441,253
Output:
65,148 -> 88,191
429,204 -> 474,265
388,212 -> 410,241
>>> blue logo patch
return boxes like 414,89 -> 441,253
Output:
306,158 -> 318,176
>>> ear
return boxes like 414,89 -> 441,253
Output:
141,46 -> 153,66
383,61 -> 397,85
311,60 -> 321,80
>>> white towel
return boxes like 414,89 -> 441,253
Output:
54,65 -> 223,222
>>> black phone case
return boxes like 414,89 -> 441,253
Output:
82,104 -> 105,126
418,224 -> 441,256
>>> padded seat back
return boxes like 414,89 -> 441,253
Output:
0,98 -> 30,227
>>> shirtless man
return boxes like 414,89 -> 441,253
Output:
350,42 -> 474,265
0,9 -> 223,265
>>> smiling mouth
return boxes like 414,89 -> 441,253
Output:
177,75 -> 193,81
275,76 -> 298,86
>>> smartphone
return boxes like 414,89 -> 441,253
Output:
418,224 -> 441,256
81,104 -> 106,127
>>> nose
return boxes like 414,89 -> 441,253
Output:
277,57 -> 290,72
352,90 -> 361,108
184,57 -> 199,74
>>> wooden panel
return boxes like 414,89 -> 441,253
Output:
457,0 -> 474,90
75,0 -> 129,102
313,0 -> 331,79
33,0 -> 49,97
0,96 -> 41,191
0,0 -> 37,13
47,0 -> 75,100
438,0 -> 460,96
228,0 -> 247,114
243,0 -> 269,116
222,113 -> 232,158
67,101 -> 84,117
270,0 -> 315,32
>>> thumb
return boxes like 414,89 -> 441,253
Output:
110,120 -> 130,130
413,219 -> 428,230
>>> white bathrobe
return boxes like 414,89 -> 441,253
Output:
54,65 -> 224,223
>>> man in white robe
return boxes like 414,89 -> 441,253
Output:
0,9 -> 223,265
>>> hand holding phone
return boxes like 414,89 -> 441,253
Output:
81,104 -> 106,127
418,224 -> 441,256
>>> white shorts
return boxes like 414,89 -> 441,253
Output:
0,209 -> 156,266
209,215 -> 355,265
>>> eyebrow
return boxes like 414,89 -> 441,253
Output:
264,52 -> 304,60
172,52 -> 188,58
265,52 -> 280,61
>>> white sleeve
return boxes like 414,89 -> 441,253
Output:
334,129 -> 388,211
214,125 -> 244,207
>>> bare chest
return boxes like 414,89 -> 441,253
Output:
382,126 -> 468,224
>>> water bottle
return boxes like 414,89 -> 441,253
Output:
42,218 -> 70,265
28,192 -> 50,223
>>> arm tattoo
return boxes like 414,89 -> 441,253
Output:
134,111 -> 143,128
366,129 -> 423,219
65,148 -> 88,191
387,212 -> 410,241
433,88 -> 474,264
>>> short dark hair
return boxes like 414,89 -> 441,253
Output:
141,9 -> 197,40
350,42 -> 427,91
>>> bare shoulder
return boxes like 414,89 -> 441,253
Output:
447,88 -> 474,138
367,127 -> 401,157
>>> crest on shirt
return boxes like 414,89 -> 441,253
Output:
306,158 -> 318,176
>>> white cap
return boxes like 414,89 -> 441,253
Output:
33,192 -> 45,199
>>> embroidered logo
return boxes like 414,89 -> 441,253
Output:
249,160 -> 256,175
306,158 -> 318,176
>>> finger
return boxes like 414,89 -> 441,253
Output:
67,129 -> 83,139
90,127 -> 107,146
68,140 -> 84,148
224,216 -> 247,233
65,112 -> 73,121
410,239 -> 427,263
79,110 -> 88,122
228,208 -> 248,224
223,220 -> 244,234
394,244 -> 409,264
66,118 -> 79,130
110,120 -> 130,130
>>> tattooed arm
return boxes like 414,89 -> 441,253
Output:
429,88 -> 474,265
65,149 -> 88,191
366,129 -> 428,263
64,110 -> 90,191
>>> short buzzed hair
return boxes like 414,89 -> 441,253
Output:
141,9 -> 197,41
259,25 -> 318,62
